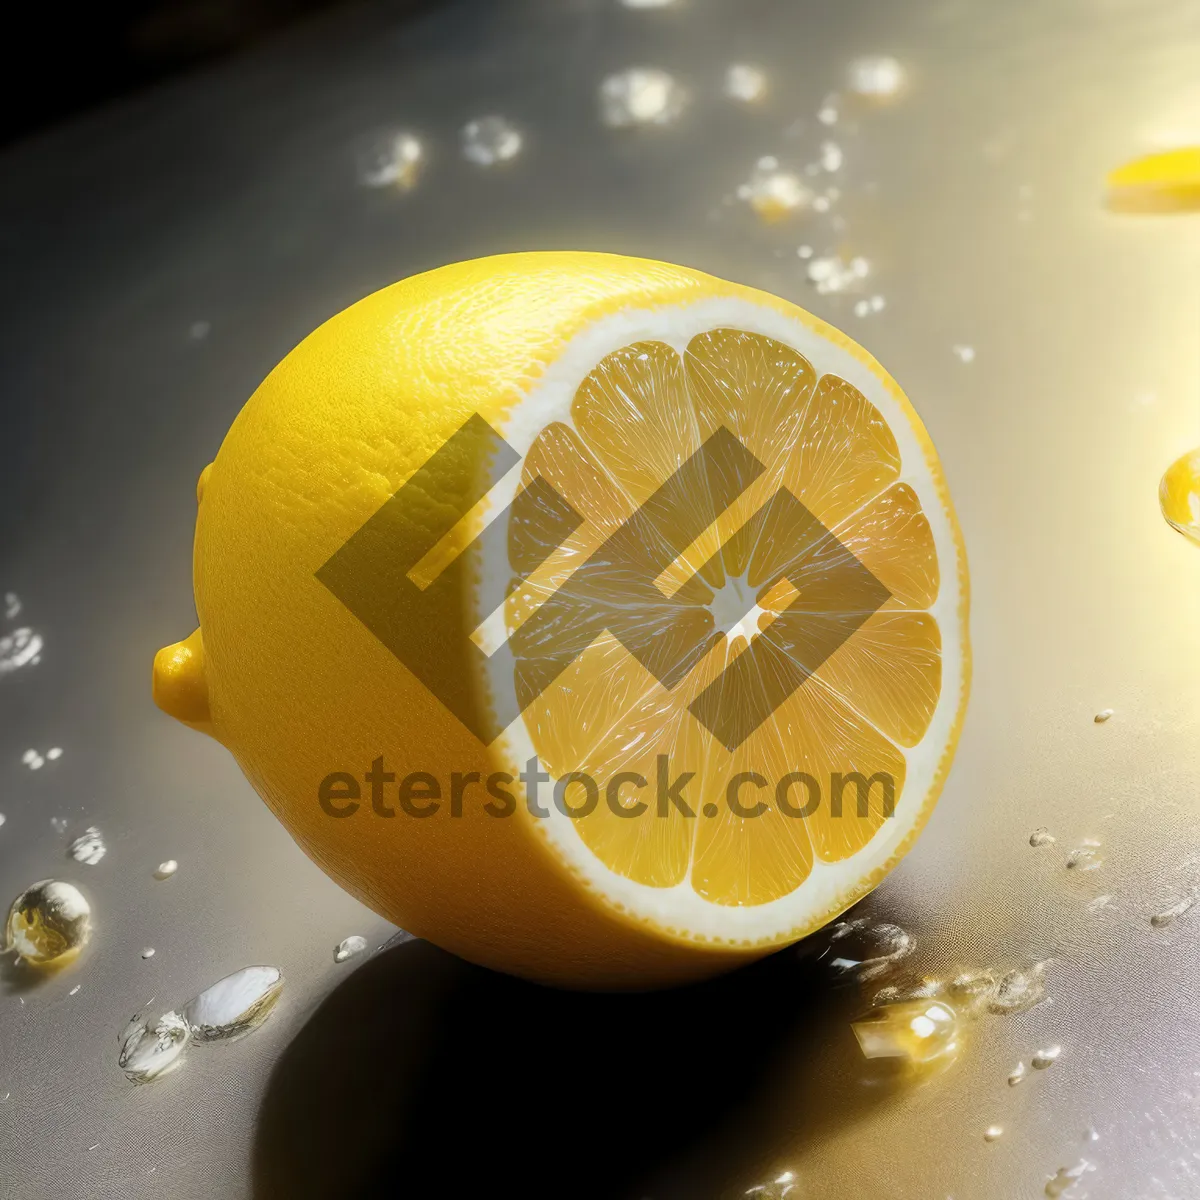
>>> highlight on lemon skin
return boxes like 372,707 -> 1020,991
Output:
1160,448 -> 1200,547
1105,146 -> 1200,213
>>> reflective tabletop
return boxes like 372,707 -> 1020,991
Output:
1,0 -> 1199,1196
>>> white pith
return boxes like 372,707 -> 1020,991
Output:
474,295 -> 966,942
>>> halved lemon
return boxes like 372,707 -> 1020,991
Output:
154,252 -> 969,988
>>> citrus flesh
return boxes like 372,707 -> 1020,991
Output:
153,252 -> 969,988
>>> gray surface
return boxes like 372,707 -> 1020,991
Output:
2,0 -> 1200,1196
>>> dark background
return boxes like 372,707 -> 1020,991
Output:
1,0 -> 433,147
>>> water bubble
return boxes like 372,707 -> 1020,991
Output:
988,963 -> 1047,1013
356,130 -> 424,190
3,593 -> 20,620
1094,708 -> 1114,723
984,1125 -> 1004,1142
1066,841 -> 1103,871
1009,1061 -> 1028,1086
724,64 -> 767,104
847,55 -> 905,98
600,68 -> 687,127
819,917 -> 914,982
0,629 -> 44,675
141,947 -> 155,960
334,935 -> 368,963
154,860 -> 178,881
461,116 -> 522,166
46,747 -> 62,761
817,94 -> 839,125
49,817 -> 67,834
797,244 -> 814,259
6,880 -> 91,965
1045,1161 -> 1093,1197
184,965 -> 283,1042
952,344 -> 976,363
1029,828 -> 1056,847
118,1011 -> 190,1084
21,749 -> 44,771
1151,892 -> 1198,928
1160,448 -> 1200,546
806,253 -> 869,294
851,999 -> 959,1064
67,827 -> 106,866
189,320 -> 211,341
1032,1044 -> 1062,1070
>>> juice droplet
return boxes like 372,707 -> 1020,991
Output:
819,917 -> 914,982
1151,892 -> 1197,928
724,64 -> 767,104
334,935 -> 368,963
153,860 -> 178,881
1032,1044 -> 1062,1070
846,55 -> 905,99
1045,1160 -> 1093,1197
67,827 -> 106,866
984,1125 -> 1004,1142
356,131 -> 424,191
851,999 -> 959,1064
988,963 -> 1047,1013
6,880 -> 91,965
739,159 -> 812,222
1008,1061 -> 1027,1086
599,68 -> 687,128
119,1011 -> 190,1084
183,965 -> 283,1042
1029,827 -> 1056,847
1066,842 -> 1103,871
0,628 -> 42,674
460,116 -> 522,167
1160,448 -> 1200,545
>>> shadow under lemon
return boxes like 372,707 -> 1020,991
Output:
251,919 -> 936,1200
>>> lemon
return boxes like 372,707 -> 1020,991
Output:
1106,147 -> 1200,213
154,252 -> 969,988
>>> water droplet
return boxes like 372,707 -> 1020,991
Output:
1084,1127 -> 1099,1143
118,1011 -> 190,1084
0,814 -> 6,829
818,917 -> 914,982
4,593 -> 20,620
183,965 -> 283,1042
141,947 -> 155,960
847,55 -> 905,98
1009,1061 -> 1028,1086
952,344 -> 976,363
739,162 -> 811,222
0,628 -> 43,675
724,63 -> 766,104
189,319 -> 211,341
1029,828 -> 1056,847
819,141 -> 843,172
984,1125 -> 1003,1142
334,935 -> 368,963
22,748 -> 44,770
988,963 -> 1047,1013
6,880 -> 91,965
46,747 -> 62,761
67,827 -> 106,866
1094,708 -> 1114,723
946,969 -> 998,1010
68,984 -> 80,996
154,860 -> 178,881
796,244 -> 814,259
851,999 -> 959,1064
599,68 -> 687,127
817,94 -> 839,125
1066,842 -> 1103,871
1045,1161 -> 1093,1197
460,116 -> 522,166
49,817 -> 67,834
356,130 -> 424,190
1032,1044 -> 1062,1070
1160,448 -> 1200,546
1151,892 -> 1197,928
806,254 -> 869,294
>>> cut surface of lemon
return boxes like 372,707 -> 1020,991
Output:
153,253 -> 969,987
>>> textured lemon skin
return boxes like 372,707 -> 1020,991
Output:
168,252 -> 968,989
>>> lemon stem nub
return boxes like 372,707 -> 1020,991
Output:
153,628 -> 212,733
